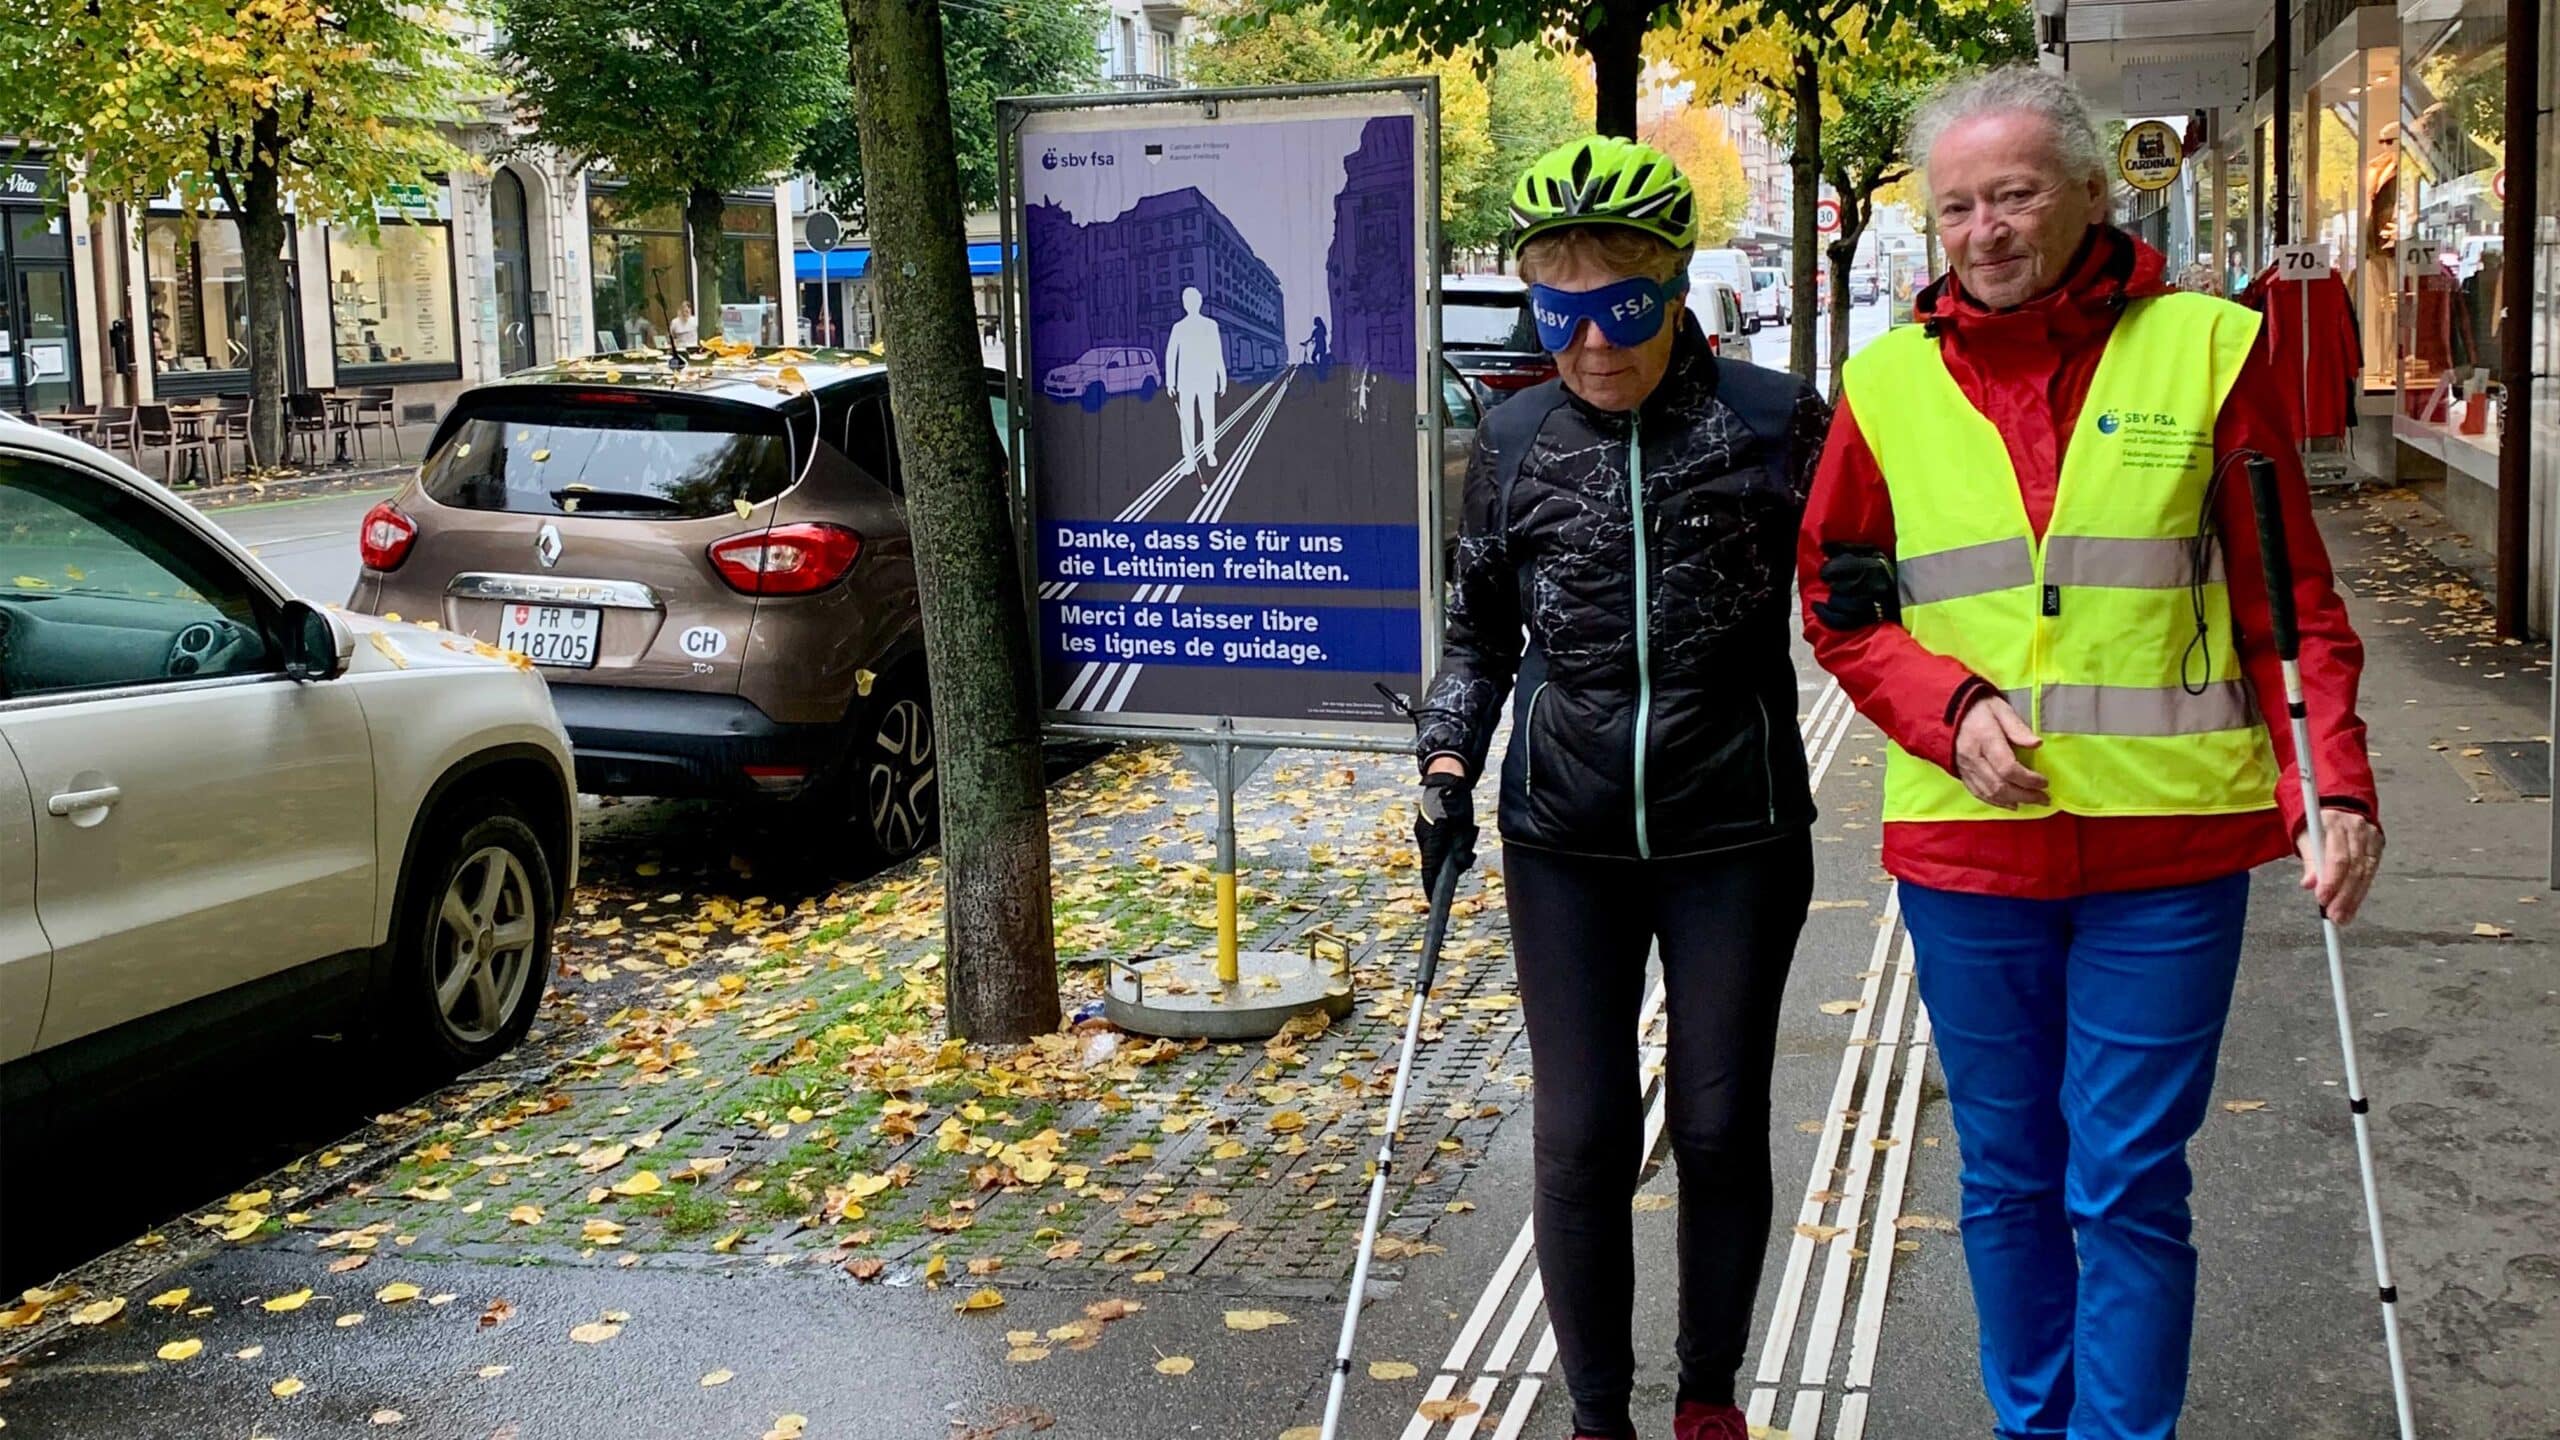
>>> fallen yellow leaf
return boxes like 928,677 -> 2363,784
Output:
1368,1360 -> 1418,1380
376,1283 -> 422,1304
1795,1223 -> 1846,1242
956,1287 -> 1006,1313
1631,1193 -> 1676,1212
1818,999 -> 1864,1016
2222,1099 -> 2269,1114
700,1369 -> 735,1388
146,1288 -> 190,1310
569,1320 -> 623,1344
477,1364 -> 509,1378
1224,1309 -> 1292,1331
1417,1398 -> 1481,1422
236,1346 -> 264,1360
271,1377 -> 307,1398
1155,1355 -> 1195,1375
371,1409 -> 404,1426
157,1338 -> 204,1362
261,1289 -> 314,1314
609,1170 -> 663,1197
69,1297 -> 126,1326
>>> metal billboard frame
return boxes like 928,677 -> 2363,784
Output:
996,78 -> 1444,759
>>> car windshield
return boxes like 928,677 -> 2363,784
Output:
422,396 -> 794,520
1443,295 -> 1539,350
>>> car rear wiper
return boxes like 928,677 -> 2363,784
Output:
548,487 -> 687,512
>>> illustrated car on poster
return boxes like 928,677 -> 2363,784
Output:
1042,347 -> 1163,411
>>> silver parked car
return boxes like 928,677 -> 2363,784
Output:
0,416 -> 578,1129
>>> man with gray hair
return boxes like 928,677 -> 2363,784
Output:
1797,65 -> 2383,1440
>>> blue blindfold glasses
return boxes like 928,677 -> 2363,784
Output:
1528,273 -> 1689,351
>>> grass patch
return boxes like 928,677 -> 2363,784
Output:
629,1187 -> 725,1237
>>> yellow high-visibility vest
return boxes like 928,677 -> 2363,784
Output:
1839,291 -> 2280,824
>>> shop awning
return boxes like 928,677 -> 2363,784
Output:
795,242 -> 1010,282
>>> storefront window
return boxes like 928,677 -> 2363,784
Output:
2310,47 -> 2403,393
588,189 -> 687,352
327,220 -> 458,375
713,199 -> 782,344
144,215 -> 290,378
2396,4 -> 2507,478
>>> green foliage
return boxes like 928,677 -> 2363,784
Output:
498,0 -> 848,218
0,0 -> 479,230
1183,5 -> 1584,254
802,0 -> 1103,214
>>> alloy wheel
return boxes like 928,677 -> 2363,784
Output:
862,696 -> 937,857
431,845 -> 538,1045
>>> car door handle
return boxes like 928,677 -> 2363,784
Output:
46,785 -> 121,816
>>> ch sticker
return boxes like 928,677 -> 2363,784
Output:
679,626 -> 730,659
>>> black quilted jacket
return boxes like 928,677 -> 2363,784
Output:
1417,315 -> 1827,859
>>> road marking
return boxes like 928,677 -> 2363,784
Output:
1400,679 -> 1953,1440
1091,370 -> 1292,712
1058,371 -> 1292,711
1038,373 -> 1285,601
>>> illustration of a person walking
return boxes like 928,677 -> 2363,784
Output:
1166,286 -> 1228,485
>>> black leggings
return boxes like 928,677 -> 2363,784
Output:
1505,836 -> 1813,1438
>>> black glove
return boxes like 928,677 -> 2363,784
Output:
1812,543 -> 1900,631
1414,771 -> 1475,899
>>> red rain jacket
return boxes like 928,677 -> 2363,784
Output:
1798,228 -> 2379,899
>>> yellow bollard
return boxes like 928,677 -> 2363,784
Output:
1216,870 -> 1240,985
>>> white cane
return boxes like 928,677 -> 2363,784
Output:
1317,811 -> 1476,1440
2244,455 -> 2419,1438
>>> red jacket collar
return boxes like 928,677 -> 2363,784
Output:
1914,226 -> 2173,348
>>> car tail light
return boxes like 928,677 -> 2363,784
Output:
708,523 -> 863,595
359,501 -> 417,571
1476,369 -> 1549,392
1707,333 -> 1722,355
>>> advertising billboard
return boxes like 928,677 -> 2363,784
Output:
1003,83 -> 1438,743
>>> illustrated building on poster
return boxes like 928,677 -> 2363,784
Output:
1325,117 -> 1416,382
1025,187 -> 1286,383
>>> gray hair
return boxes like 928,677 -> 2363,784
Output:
1908,66 -> 2107,185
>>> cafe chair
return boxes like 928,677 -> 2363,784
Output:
353,386 -> 400,460
93,406 -> 140,462
136,403 -> 215,487
286,392 -> 335,468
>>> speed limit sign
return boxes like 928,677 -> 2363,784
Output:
1816,198 -> 1842,235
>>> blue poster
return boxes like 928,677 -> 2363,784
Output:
1015,91 -> 1429,735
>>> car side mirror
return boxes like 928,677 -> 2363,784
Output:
280,599 -> 352,681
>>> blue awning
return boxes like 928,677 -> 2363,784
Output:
794,242 -> 1010,283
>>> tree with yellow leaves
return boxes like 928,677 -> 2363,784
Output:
0,0 -> 480,465
1183,4 -> 1587,257
1641,104 -> 1752,248
1662,0 -> 2030,381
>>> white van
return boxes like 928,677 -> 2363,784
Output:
1749,266 -> 1791,325
1687,249 -> 1758,331
1690,274 -> 1752,357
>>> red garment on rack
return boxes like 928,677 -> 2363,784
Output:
2241,265 -> 2361,440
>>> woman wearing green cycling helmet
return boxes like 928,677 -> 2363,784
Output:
1413,137 -> 1828,1440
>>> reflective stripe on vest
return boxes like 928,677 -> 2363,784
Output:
1841,291 -> 2281,823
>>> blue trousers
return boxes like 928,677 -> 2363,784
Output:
1901,874 -> 2250,1440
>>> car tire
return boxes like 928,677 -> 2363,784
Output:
786,665 -> 940,869
384,802 -> 556,1075
1081,380 -> 1107,413
1140,376 -> 1160,402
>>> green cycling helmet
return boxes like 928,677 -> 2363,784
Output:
1510,136 -> 1699,251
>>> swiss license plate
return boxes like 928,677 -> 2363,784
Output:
498,603 -> 600,668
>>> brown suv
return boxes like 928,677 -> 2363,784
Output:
348,348 -> 945,862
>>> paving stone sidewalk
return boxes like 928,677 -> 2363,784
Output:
3,742 -> 1528,1359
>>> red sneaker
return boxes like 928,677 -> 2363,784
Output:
1671,1401 -> 1747,1440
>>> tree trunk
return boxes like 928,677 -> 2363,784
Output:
1584,6 -> 1643,139
843,0 -> 1059,1043
240,122 -> 290,470
1825,226 -> 1860,403
687,185 -> 726,341
1787,52 -> 1821,381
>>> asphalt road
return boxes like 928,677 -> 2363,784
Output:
1745,298 -> 1895,386
210,488 -> 394,606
